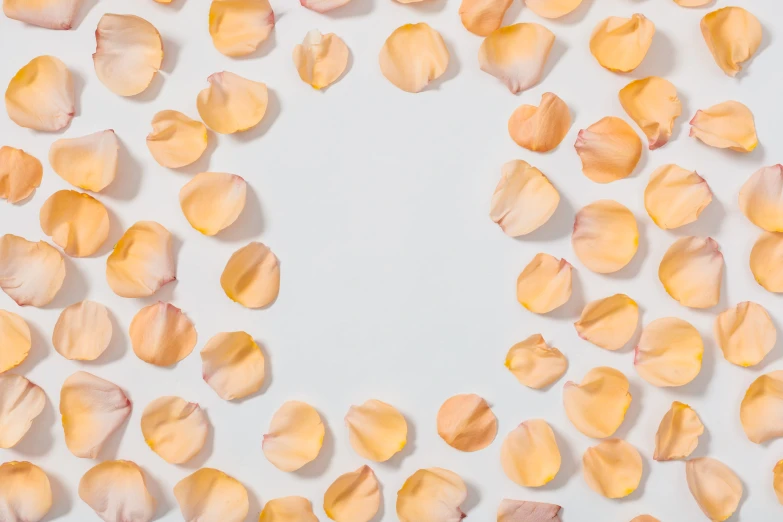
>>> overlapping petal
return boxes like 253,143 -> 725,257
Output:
516,253 -> 572,314
479,23 -> 555,94
293,30 -> 349,89
179,172 -> 247,236
572,200 -> 638,273
201,331 -> 265,400
0,146 -> 42,203
49,130 -> 118,192
501,419 -> 560,487
590,14 -> 655,72
209,0 -> 275,57
52,300 -> 112,361
379,23 -> 449,93
174,468 -> 249,522
686,458 -> 742,521
106,221 -> 175,298
39,190 -> 109,257
635,317 -> 703,387
582,439 -> 643,498
396,468 -> 467,522
575,117 -> 642,183
0,310 -> 30,372
490,160 -> 559,236
508,92 -> 570,152
323,465 -> 381,522
0,235 -> 65,307
740,371 -> 783,444
644,164 -> 712,229
0,461 -> 52,522
345,399 -> 407,461
701,7 -> 762,76
141,396 -> 208,464
5,55 -> 74,131
260,496 -> 318,522
458,0 -> 513,36
197,72 -> 268,134
563,366 -> 631,438
750,231 -> 783,292
0,374 -> 45,448
129,302 -> 197,366
497,499 -> 562,522
619,77 -> 682,149
78,460 -> 156,522
574,294 -> 639,351
505,334 -> 567,389
221,242 -> 280,308
739,165 -> 783,232
146,111 -> 208,169
659,236 -> 723,308
437,394 -> 496,452
654,401 -> 704,461
263,401 -> 324,472
690,100 -> 757,152
715,302 -> 776,367
3,0 -> 82,29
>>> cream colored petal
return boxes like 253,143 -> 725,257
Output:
619,77 -> 682,149
0,374 -> 45,448
49,130 -> 118,192
459,0 -> 512,36
437,394 -> 496,452
345,399 -> 407,462
715,302 -> 776,367
654,401 -> 704,461
263,400 -> 324,472
750,231 -> 783,292
516,253 -> 572,314
575,117 -> 642,183
644,164 -> 712,229
590,14 -> 655,72
524,0 -> 581,18
179,172 -> 247,236
93,14 -> 163,96
497,499 -> 562,522
583,439 -> 643,499
659,236 -> 723,308
505,334 -> 567,389
507,92 -> 570,152
5,55 -> 74,131
293,30 -> 349,90
563,366 -> 631,438
129,302 -> 197,367
146,110 -> 208,169
574,294 -> 639,351
0,235 -> 65,307
635,317 -> 703,387
201,331 -> 265,400
572,200 -> 638,273
0,461 -> 52,522
686,457 -> 742,521
501,419 -> 560,487
260,496 -> 318,522
221,242 -> 280,308
775,461 -> 783,505
3,0 -> 81,29
0,310 -> 30,373
479,23 -> 554,94
690,100 -> 757,152
78,460 -> 156,522
490,160 -> 559,236
396,468 -> 467,522
323,465 -> 381,522
739,165 -> 783,232
701,7 -> 762,76
0,146 -> 42,203
209,0 -> 274,57
106,221 -> 175,298
301,0 -> 352,13
60,371 -> 131,459
52,300 -> 112,361
379,23 -> 449,93
197,72 -> 268,134
39,190 -> 109,257
174,468 -> 249,522
141,396 -> 208,464
740,371 -> 783,444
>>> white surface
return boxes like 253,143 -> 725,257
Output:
1,0 -> 782,520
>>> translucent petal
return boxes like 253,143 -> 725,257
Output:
575,117 -> 642,183
686,457 -> 742,521
644,164 -> 712,229
197,72 -> 268,134
715,302 -> 776,367
659,236 -> 723,308
497,499 -> 562,522
49,129 -> 118,192
490,160 -> 560,236
572,200 -> 638,273
179,172 -> 247,236
78,460 -> 156,522
590,14 -> 655,72
701,7 -> 762,76
0,374 -> 45,448
505,334 -> 567,389
750,231 -> 783,292
129,302 -> 197,367
582,439 -> 643,498
0,310 -> 30,372
574,294 -> 639,351
525,0 -> 581,18
60,371 -> 131,458
479,23 -> 555,94
740,371 -> 783,444
379,23 -> 449,93
93,14 -> 163,96
221,242 -> 280,308
301,0 -> 352,13
516,253 -> 572,314
0,235 -> 65,307
619,77 -> 682,149
39,190 -> 109,257
174,468 -> 249,522
563,367 -> 631,438
654,401 -> 704,461
437,394 -> 496,452
0,146 -> 42,203
323,465 -> 381,522
263,401 -> 324,472
690,100 -> 757,152
396,468 -> 467,522
739,164 -> 783,232
507,92 -> 570,152
458,0 -> 513,36
106,221 -> 175,298
209,0 -> 275,57
260,496 -> 318,522
3,0 -> 81,29
293,30 -> 349,90
345,399 -> 407,462
141,396 -> 208,464
5,55 -> 74,131
201,331 -> 265,400
0,461 -> 52,522
146,110 -> 208,169
52,300 -> 112,361
775,461 -> 783,506
635,317 -> 703,387
501,419 -> 560,487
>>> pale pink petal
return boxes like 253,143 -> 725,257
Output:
497,499 -> 561,522
479,23 -> 555,94
78,460 -> 156,522
0,373 -> 45,448
0,234 -> 65,307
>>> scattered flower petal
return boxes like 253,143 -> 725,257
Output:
574,294 -> 639,351
0,373 -> 45,448
630,517 -> 659,522
5,55 -> 74,131
197,72 -> 268,134
129,302 -> 197,366
78,460 -> 156,522
0,461 -> 52,522
516,253 -> 572,314
301,0 -> 351,13
397,468 -> 467,522
644,164 -> 712,229
260,496 -> 318,522
106,221 -> 175,298
141,396 -> 208,464
0,235 -> 65,307
52,300 -> 112,361
583,439 -> 643,498
659,236 -> 723,308
715,302 -> 776,367
507,92 -> 570,152
49,130 -> 118,192
0,310 -> 30,372
740,371 -> 783,444
590,14 -> 655,72
293,30 -> 349,89
635,317 -> 703,387
505,334 -> 567,389
0,146 -> 42,203
489,160 -> 559,236
179,172 -> 247,236
263,401 -> 324,472
575,117 -> 642,183
479,23 -> 555,94
775,461 -> 783,505
525,0 -> 581,18
563,366 -> 631,438
379,23 -> 449,93
686,457 -> 742,521
174,468 -> 249,522
501,419 -> 560,487
345,399 -> 407,462
39,190 -> 109,257
437,394 -> 496,452
201,331 -> 265,400
619,77 -> 682,149
458,0 -> 513,36
750,231 -> 783,293
573,200 -> 638,273
701,7 -> 762,76
209,0 -> 275,57
497,499 -> 562,522
3,0 -> 81,29
146,110 -> 208,169
323,465 -> 381,522
221,242 -> 280,308
690,100 -> 757,152
654,401 -> 704,461
739,164 -> 783,232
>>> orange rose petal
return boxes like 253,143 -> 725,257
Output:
525,0 -> 581,18
345,399 -> 407,462
5,55 -> 74,131
590,14 -> 655,72
221,242 -> 280,308
575,117 -> 642,183
0,461 -> 52,522
458,0 -> 513,36
129,302 -> 197,367
715,301 -> 776,367
437,394 -> 496,452
490,160 -> 560,236
497,499 -> 562,522
106,221 -> 175,298
0,373 -> 45,448
3,0 -> 81,29
501,419 -> 560,487
740,371 -> 783,444
690,100 -> 757,152
583,439 -> 643,499
635,317 -> 703,387
0,235 -> 65,307
774,461 -> 783,505
260,496 -> 318,522
78,460 -> 156,522
0,310 -> 30,372
573,200 -> 638,273
479,23 -> 555,94
505,334 -> 567,389
201,331 -> 265,400
174,468 -> 249,522
659,236 -> 723,308
379,23 -> 449,93
619,77 -> 682,149
52,300 -> 112,361
263,401 -> 324,472
301,0 -> 352,12
516,253 -> 572,314
146,110 -> 208,169
654,401 -> 704,461
739,164 -> 783,232
39,190 -> 109,257
0,146 -> 43,203
323,465 -> 381,522
141,396 -> 208,464
701,7 -> 762,76
293,30 -> 349,90
396,468 -> 467,522
507,92 -> 571,152
750,231 -> 783,293
644,164 -> 713,229
209,0 -> 275,57
575,294 -> 639,351
686,457 -> 742,521
179,172 -> 247,236
563,366 -> 631,438
49,129 -> 118,192
197,72 -> 268,134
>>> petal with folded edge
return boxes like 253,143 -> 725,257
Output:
379,23 -> 449,93
293,30 -> 349,90
644,165 -> 712,229
575,294 -> 639,351
129,302 -> 197,367
78,460 -> 156,522
619,77 -> 682,150
174,468 -> 249,522
197,72 -> 268,134
346,399 -> 407,462
49,130 -> 118,192
221,242 -> 280,308
39,190 -> 110,257
201,331 -> 265,400
179,172 -> 247,236
0,146 -> 42,204
701,7 -> 762,77
686,457 -> 742,521
516,253 -> 572,314
479,23 -> 554,94
0,374 -> 45,448
501,419 -> 560,487
715,301 -> 776,367
437,394 -> 496,452
690,100 -> 757,152
497,499 -> 562,522
490,160 -> 559,236
52,300 -> 112,361
3,0 -> 82,29
263,401 -> 324,472
0,461 -> 52,522
146,111 -> 208,169
106,221 -> 175,298
459,0 -> 512,36
563,367 -> 631,438
740,371 -> 783,444
654,401 -> 703,461
0,310 -> 30,373
260,496 -> 318,522
739,165 -> 783,232
590,14 -> 655,72
5,55 -> 74,131
141,396 -> 208,464
0,235 -> 65,307
575,117 -> 642,184
397,468 -> 467,522
508,93 -> 570,152
209,0 -> 275,57
583,439 -> 643,498
750,231 -> 783,293
323,465 -> 381,522
572,200 -> 638,273
505,334 -> 567,389
635,317 -> 703,387
659,236 -> 723,308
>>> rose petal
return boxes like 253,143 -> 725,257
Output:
39,190 -> 109,257
644,164 -> 712,229
619,77 -> 682,149
774,461 -> 783,506
525,0 -> 581,18
490,160 -> 560,236
630,517 -> 660,522
590,14 -> 655,72
345,399 -> 407,462
654,401 -> 704,461
686,457 -> 742,521
260,496 -> 318,522
739,164 -> 783,232
293,30 -> 349,90
174,468 -> 249,522
583,439 -> 643,499
197,72 -> 268,134
516,253 -> 572,314
141,396 -> 208,464
690,100 -> 757,152
659,236 -> 723,308
740,371 -> 783,444
49,129 -> 118,192
0,235 -> 65,307
221,242 -> 280,308
0,310 -> 30,372
574,294 -> 639,351
0,374 -> 45,448
3,0 -> 81,29
479,23 -> 554,94
52,300 -> 112,361
146,110 -> 208,169
263,401 -> 324,472
437,394 -> 496,452
701,7 -> 762,76
497,499 -> 562,522
0,146 -> 42,203
209,0 -> 275,57
179,172 -> 247,236
505,334 -> 567,389
323,465 -> 381,522
78,460 -> 156,522
129,302 -> 197,367
396,468 -> 467,522
379,23 -> 449,93
635,317 -> 703,387
106,221 -> 175,298
458,0 -> 513,36
501,419 -> 560,487
572,200 -> 638,273
563,366 -> 631,438
575,117 -> 642,183
715,302 -> 776,367
5,55 -> 74,131
750,231 -> 783,293
507,92 -> 570,152
60,371 -> 131,459
301,0 -> 352,13
0,461 -> 52,522
201,331 -> 265,400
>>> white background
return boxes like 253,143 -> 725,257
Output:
1,0 -> 783,520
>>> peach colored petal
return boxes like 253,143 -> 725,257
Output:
3,0 -> 81,29
659,236 -> 723,308
690,100 -> 757,152
60,371 -> 131,458
263,400 -> 324,472
635,317 -> 703,387
715,301 -> 776,367
516,253 -> 572,314
644,164 -> 712,229
437,394 -> 496,452
0,146 -> 42,203
490,160 -> 559,236
129,302 -> 197,367
0,235 -> 65,307
590,14 -> 655,72
572,200 -> 638,273
260,496 -> 318,522
39,190 -> 109,257
106,221 -> 175,298
141,396 -> 208,464
654,401 -> 704,461
52,300 -> 112,361
323,465 -> 380,522
524,0 -> 581,18
293,30 -> 349,90
505,334 -> 567,389
501,419 -> 560,487
458,0 -> 512,36
775,461 -> 783,505
479,23 -> 554,94
686,457 -> 742,521
5,55 -> 74,131
0,310 -> 30,373
301,0 -> 352,12
49,129 -> 117,192
345,399 -> 407,462
209,0 -> 275,57
739,164 -> 783,232
583,439 -> 643,499
563,366 -> 631,438
740,371 -> 783,444
619,77 -> 682,149
78,460 -> 156,522
201,331 -> 265,400
93,14 -> 163,96
397,468 -> 467,522
701,7 -> 762,76
750,231 -> 783,292
507,92 -> 570,152
575,117 -> 642,183
630,517 -> 660,522
221,242 -> 280,308
197,72 -> 268,134
174,468 -> 249,522
179,172 -> 247,236
0,374 -> 45,448
146,110 -> 208,169
379,23 -> 449,93
0,461 -> 52,522
574,294 -> 639,351
497,499 -> 562,522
